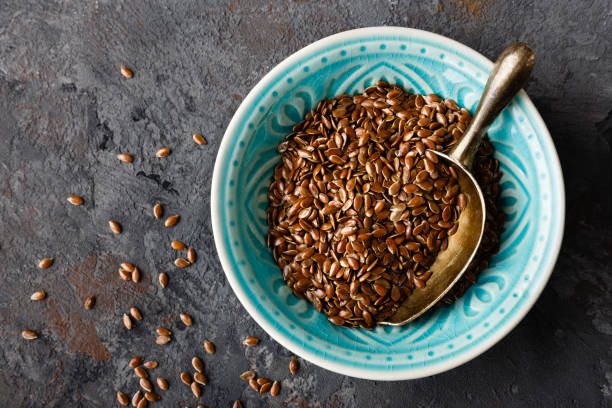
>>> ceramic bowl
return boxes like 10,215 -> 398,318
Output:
211,27 -> 564,380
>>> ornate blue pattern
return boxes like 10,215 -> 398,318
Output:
211,28 -> 564,380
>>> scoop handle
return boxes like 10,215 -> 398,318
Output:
449,42 -> 535,169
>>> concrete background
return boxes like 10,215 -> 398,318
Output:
0,0 -> 610,407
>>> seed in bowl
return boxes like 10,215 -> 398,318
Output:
267,81 -> 470,329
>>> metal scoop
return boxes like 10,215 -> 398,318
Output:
381,43 -> 535,325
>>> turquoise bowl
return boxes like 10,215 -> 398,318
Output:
211,27 -> 564,380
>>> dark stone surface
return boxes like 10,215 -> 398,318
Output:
0,0 -> 610,407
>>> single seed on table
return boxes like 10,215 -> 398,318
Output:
233,401 -> 243,408
129,356 -> 143,367
132,390 -> 142,406
156,377 -> 168,390
153,203 -> 163,219
180,372 -> 192,385
203,340 -> 215,354
192,356 -> 203,373
157,327 -> 171,336
117,391 -> 129,406
134,366 -> 148,379
289,357 -> 299,374
240,371 -> 256,380
270,380 -> 280,397
193,133 -> 207,145
242,336 -> 259,346
122,313 -> 132,330
180,313 -> 193,326
155,147 -> 171,158
191,382 -> 201,398
109,220 -> 122,234
136,398 -> 147,408
248,379 -> 260,392
84,295 -> 95,310
38,258 -> 53,269
158,273 -> 168,288
143,360 -> 158,369
120,66 -> 133,78
139,378 -> 152,392
257,378 -> 271,386
156,335 -> 171,345
165,215 -> 179,227
132,267 -> 140,283
30,291 -> 46,301
260,382 -> 272,395
130,307 -> 143,321
171,240 -> 186,250
187,247 -> 196,263
67,195 -> 84,205
175,258 -> 190,268
120,262 -> 135,272
193,372 -> 207,385
22,330 -> 38,340
144,392 -> 160,402
117,153 -> 133,163
119,268 -> 131,281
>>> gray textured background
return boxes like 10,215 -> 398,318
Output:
1,1 -> 611,407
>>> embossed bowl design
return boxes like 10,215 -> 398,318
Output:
211,27 -> 564,380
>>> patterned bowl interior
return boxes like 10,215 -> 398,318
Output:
212,28 -> 564,380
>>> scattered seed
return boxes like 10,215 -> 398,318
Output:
84,295 -> 95,310
120,262 -> 135,272
180,372 -> 191,385
260,382 -> 272,395
129,356 -> 143,367
153,203 -> 163,219
156,377 -> 168,391
289,357 -> 299,374
38,258 -> 53,269
130,307 -> 143,321
164,215 -> 179,227
193,372 -> 207,386
187,247 -> 196,263
22,330 -> 38,340
242,336 -> 259,346
270,380 -> 280,397
156,147 -> 171,158
122,313 -> 132,330
117,153 -> 133,163
136,397 -> 147,408
248,379 -> 260,392
143,361 -> 158,369
134,366 -> 148,379
203,340 -> 215,354
132,390 -> 143,406
232,401 -> 243,408
240,370 -> 256,380
139,378 -> 152,392
132,267 -> 140,283
191,382 -> 201,398
192,357 -> 203,373
30,291 -> 46,301
257,378 -> 271,386
156,335 -> 171,345
158,272 -> 168,288
193,134 -> 207,145
120,66 -> 133,78
119,268 -> 131,281
174,258 -> 190,268
157,327 -> 172,336
67,195 -> 84,205
180,313 -> 193,326
144,392 -> 160,402
171,240 -> 186,250
117,391 -> 129,406
109,220 -> 122,234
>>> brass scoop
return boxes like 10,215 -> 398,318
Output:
381,43 -> 535,325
